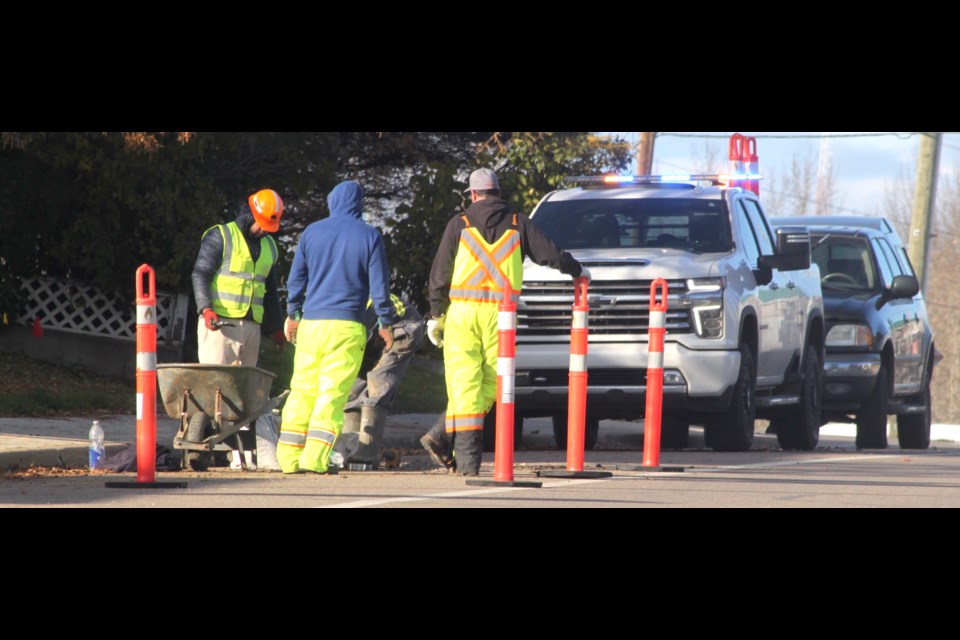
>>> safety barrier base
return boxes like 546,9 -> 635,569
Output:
615,465 -> 686,473
537,469 -> 613,479
466,479 -> 543,488
105,481 -> 189,489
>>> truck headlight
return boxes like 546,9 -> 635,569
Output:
686,277 -> 725,292
826,324 -> 873,348
693,305 -> 723,338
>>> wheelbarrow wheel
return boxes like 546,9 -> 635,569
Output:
185,413 -> 213,472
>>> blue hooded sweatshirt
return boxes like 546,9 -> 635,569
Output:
286,181 -> 397,327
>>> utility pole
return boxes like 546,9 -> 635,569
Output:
908,132 -> 942,294
637,132 -> 656,175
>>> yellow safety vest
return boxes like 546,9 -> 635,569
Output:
206,221 -> 277,322
449,214 -> 522,305
366,294 -> 407,319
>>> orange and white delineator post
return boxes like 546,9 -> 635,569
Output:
745,136 -> 760,197
642,279 -> 669,468
539,277 -> 612,479
107,264 -> 186,489
728,133 -> 747,191
493,282 -> 518,483
135,264 -> 158,484
566,277 -> 590,471
467,283 -> 541,488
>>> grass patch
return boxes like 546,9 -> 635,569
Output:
0,347 -> 447,417
0,353 -> 135,416
390,359 -> 447,414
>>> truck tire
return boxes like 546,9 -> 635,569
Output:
774,346 -> 822,451
482,409 -> 523,452
552,412 -> 599,451
898,381 -> 931,450
185,413 -> 213,472
705,344 -> 756,452
856,366 -> 888,449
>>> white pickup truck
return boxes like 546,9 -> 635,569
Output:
513,175 -> 825,452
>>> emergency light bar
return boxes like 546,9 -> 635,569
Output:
564,174 -> 764,186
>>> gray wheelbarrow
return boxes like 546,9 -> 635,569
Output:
157,363 -> 289,471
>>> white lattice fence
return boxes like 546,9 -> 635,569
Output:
17,276 -> 190,345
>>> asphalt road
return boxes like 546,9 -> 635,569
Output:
3,425 -> 958,508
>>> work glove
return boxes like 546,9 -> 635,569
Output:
378,325 -> 395,353
273,329 -> 285,354
577,267 -> 592,284
284,314 -> 301,346
202,308 -> 221,332
426,315 -> 445,348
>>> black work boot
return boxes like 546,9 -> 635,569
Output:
351,406 -> 387,469
420,414 -> 456,473
453,430 -> 483,477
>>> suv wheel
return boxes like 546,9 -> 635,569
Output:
898,380 -> 931,450
552,412 -> 599,451
774,346 -> 822,451
706,344 -> 756,452
856,365 -> 889,449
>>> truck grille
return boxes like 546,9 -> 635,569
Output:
517,280 -> 692,336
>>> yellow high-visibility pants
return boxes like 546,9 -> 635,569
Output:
443,302 -> 499,435
278,319 -> 366,473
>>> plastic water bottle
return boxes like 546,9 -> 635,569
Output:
88,420 -> 105,470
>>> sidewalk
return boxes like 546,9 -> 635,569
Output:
0,412 -> 437,471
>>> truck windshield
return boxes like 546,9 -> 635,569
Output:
532,198 -> 733,253
811,235 -> 878,293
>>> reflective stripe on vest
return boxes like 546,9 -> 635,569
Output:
448,219 -> 522,305
206,222 -> 277,323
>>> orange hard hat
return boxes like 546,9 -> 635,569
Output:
248,189 -> 284,233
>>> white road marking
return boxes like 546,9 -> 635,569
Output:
319,454 -> 898,508
319,477 -> 610,508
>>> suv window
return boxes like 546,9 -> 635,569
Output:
871,238 -> 896,287
533,198 -> 733,253
812,235 -> 877,291
896,247 -> 917,277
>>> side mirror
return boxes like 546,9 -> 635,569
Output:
877,274 -> 920,308
758,227 -> 811,272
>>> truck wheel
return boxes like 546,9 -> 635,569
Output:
898,381 -> 931,450
552,413 -> 599,451
856,366 -> 888,449
707,344 -> 756,452
660,415 -> 690,449
185,413 -> 213,472
774,346 -> 822,451
482,409 -> 523,453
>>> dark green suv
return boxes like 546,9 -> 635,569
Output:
771,216 -> 936,449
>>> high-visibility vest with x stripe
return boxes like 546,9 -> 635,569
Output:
449,214 -> 522,305
205,221 -> 278,323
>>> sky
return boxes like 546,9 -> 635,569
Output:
603,132 -> 959,217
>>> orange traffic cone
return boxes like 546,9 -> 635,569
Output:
32,316 -> 43,338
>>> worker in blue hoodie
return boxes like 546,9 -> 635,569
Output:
278,181 -> 398,475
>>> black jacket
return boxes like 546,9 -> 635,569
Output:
428,196 -> 582,317
191,210 -> 283,334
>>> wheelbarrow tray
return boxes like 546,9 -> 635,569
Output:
157,363 -> 276,423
